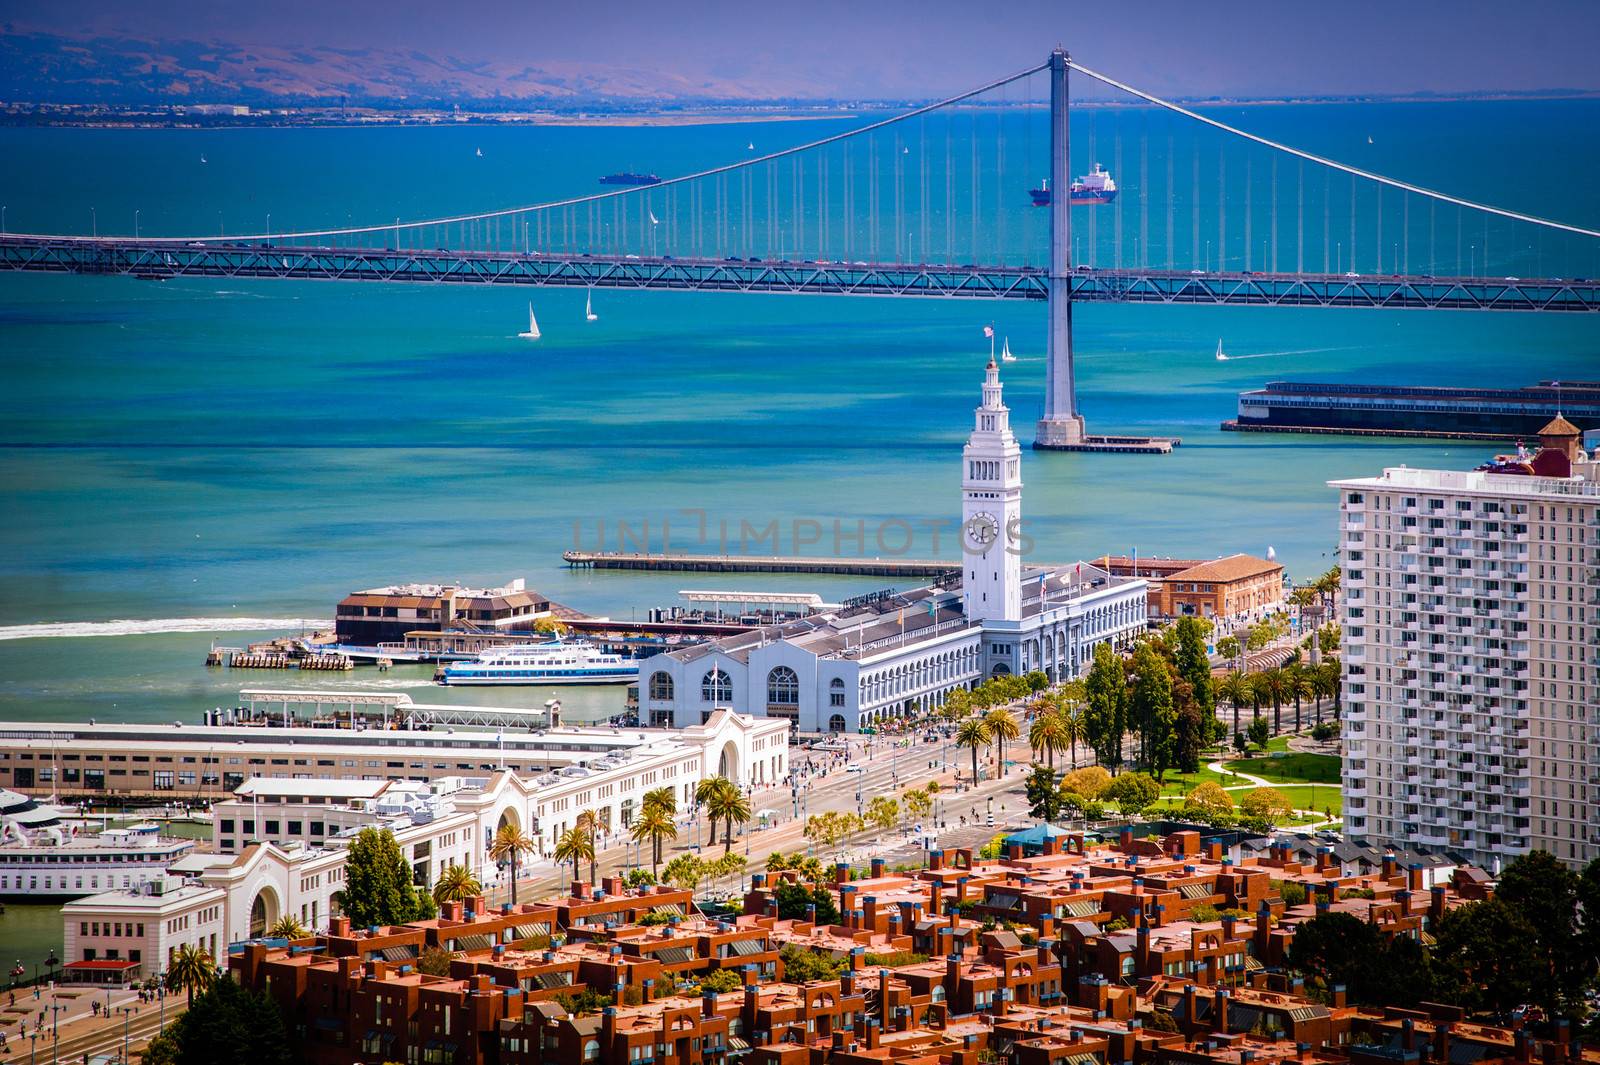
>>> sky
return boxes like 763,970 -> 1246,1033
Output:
3,0 -> 1599,100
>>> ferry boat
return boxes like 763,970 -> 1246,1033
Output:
599,172 -> 662,187
438,640 -> 639,686
0,816 -> 196,900
1028,164 -> 1118,207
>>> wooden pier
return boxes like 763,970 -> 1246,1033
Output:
563,551 -> 960,579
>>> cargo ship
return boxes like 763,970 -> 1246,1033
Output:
598,172 -> 662,187
1029,164 -> 1117,207
1223,380 -> 1600,440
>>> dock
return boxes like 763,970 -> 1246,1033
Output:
1222,420 -> 1517,442
1034,434 -> 1181,454
563,551 -> 960,578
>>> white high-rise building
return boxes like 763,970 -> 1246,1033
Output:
962,354 -> 1024,623
1329,416 -> 1600,871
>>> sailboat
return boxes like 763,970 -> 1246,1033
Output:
476,147 -> 483,157
747,141 -> 754,150
518,303 -> 541,340
585,289 -> 598,322
1214,339 -> 1228,362
1000,337 -> 1017,363
199,153 -> 207,164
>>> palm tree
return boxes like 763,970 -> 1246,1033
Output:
631,805 -> 677,876
642,786 -> 677,819
1310,661 -> 1338,725
489,823 -> 535,906
553,825 -> 596,884
165,943 -> 216,1007
985,706 -> 1020,777
1059,704 -> 1088,769
1290,668 -> 1316,733
1217,671 -> 1251,741
955,716 -> 991,784
1028,708 -> 1068,771
266,915 -> 308,940
432,862 -> 482,906
574,810 -> 604,883
697,777 -> 751,855
1258,668 -> 1291,736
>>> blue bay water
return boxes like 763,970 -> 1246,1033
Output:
0,100 -> 1597,726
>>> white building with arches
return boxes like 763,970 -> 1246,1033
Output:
641,359 -> 1149,733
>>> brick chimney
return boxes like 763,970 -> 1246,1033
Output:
1435,1022 -> 1452,1065
835,862 -> 850,885
930,849 -> 945,871
1213,989 -> 1230,1033
1381,851 -> 1398,881
870,857 -> 886,879
330,916 -> 351,938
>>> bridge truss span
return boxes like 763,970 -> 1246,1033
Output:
4,237 -> 1596,311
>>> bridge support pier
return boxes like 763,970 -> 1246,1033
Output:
1035,48 -> 1087,450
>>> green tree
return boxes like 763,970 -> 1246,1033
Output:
1186,781 -> 1234,817
955,716 -> 991,784
1024,670 -> 1050,692
779,943 -> 845,982
553,825 -> 596,883
1103,772 -> 1160,816
1493,850 -> 1594,1019
1083,644 -> 1129,771
164,943 -> 217,1008
1239,787 -> 1294,828
698,969 -> 744,994
1257,667 -> 1290,734
1028,707 -> 1069,770
1024,765 -> 1062,821
431,862 -> 482,906
1173,702 -> 1206,775
1216,635 -> 1241,662
865,795 -> 900,833
1058,695 -> 1088,769
773,880 -> 840,924
146,975 -> 295,1065
1433,899 -> 1543,1016
489,822 -> 536,907
642,785 -> 678,818
985,706 -> 1020,776
1287,912 -> 1380,999
631,805 -> 678,878
1129,643 -> 1176,778
265,915 -> 308,940
1172,617 -> 1215,717
696,776 -> 752,855
418,947 -> 455,977
1247,715 -> 1270,749
336,827 -> 435,929
662,853 -> 707,895
1059,765 -> 1111,800
1216,671 -> 1251,740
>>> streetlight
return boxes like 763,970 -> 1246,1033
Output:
2,205 -> 7,233
134,209 -> 140,239
91,207 -> 97,238
116,1004 -> 139,1064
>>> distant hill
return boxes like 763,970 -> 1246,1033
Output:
0,30 -> 832,108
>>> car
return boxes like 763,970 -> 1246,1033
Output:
845,764 -> 865,773
1503,276 -> 1520,281
1190,269 -> 1204,276
1344,271 -> 1360,278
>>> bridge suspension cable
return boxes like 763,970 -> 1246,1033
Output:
43,62 -> 1047,246
1066,59 -> 1600,241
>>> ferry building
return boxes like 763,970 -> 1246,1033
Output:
641,358 -> 1149,733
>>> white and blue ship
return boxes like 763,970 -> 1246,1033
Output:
437,640 -> 639,686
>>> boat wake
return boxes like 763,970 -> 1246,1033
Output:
0,617 -> 331,641
1216,346 -> 1346,361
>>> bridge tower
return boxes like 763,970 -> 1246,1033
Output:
1034,47 -> 1088,450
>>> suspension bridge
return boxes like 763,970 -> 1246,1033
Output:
3,50 -> 1598,449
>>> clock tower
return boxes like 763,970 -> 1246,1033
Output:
961,355 -> 1023,623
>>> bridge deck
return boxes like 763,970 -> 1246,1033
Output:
3,238 -> 1597,310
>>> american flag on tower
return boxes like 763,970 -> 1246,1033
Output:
982,325 -> 994,338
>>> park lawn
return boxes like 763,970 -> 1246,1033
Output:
1271,784 -> 1343,818
1221,751 -> 1340,785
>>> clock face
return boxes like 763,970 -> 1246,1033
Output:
964,512 -> 999,550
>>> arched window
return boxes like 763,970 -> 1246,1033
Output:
828,677 -> 846,708
583,1039 -> 601,1062
701,668 -> 732,703
828,714 -> 847,733
991,662 -> 1011,677
767,666 -> 799,705
648,672 -> 674,701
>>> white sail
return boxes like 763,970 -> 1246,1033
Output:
1000,337 -> 1016,362
585,289 -> 598,322
519,302 -> 541,339
648,209 -> 660,226
1215,338 -> 1227,361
